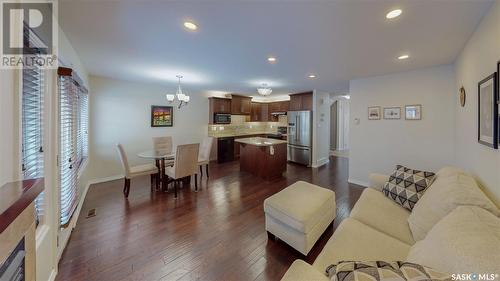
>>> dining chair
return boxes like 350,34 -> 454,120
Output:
165,143 -> 200,198
153,136 -> 174,165
198,137 -> 214,179
116,143 -> 158,198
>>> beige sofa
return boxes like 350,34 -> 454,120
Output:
281,167 -> 500,281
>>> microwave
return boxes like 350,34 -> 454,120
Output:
214,113 -> 231,124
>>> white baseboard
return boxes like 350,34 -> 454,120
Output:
312,157 -> 330,168
88,174 -> 123,185
348,178 -> 369,187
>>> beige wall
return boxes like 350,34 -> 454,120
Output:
87,76 -> 209,180
454,1 -> 500,205
349,64 -> 456,186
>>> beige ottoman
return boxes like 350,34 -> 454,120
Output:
264,181 -> 336,255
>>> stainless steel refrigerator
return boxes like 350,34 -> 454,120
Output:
287,110 -> 312,166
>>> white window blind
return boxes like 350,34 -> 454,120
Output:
21,25 -> 45,225
58,67 -> 88,227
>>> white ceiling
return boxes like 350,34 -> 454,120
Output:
59,0 -> 492,97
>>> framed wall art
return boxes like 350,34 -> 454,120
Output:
405,105 -> 422,120
151,105 -> 173,127
383,107 -> 401,120
368,106 -> 381,120
477,73 -> 497,149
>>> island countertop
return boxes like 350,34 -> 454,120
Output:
235,137 -> 287,146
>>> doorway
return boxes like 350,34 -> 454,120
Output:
329,96 -> 350,158
330,101 -> 338,151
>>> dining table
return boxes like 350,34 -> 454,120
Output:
137,150 -> 175,191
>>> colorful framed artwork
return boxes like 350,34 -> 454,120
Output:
383,107 -> 401,120
151,105 -> 173,127
405,105 -> 422,120
477,73 -> 497,149
368,106 -> 381,120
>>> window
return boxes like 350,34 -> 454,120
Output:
58,67 -> 88,227
21,25 -> 45,225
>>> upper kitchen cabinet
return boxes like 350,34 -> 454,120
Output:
260,103 -> 269,122
209,97 -> 231,124
279,101 -> 290,112
231,95 -> 252,115
250,102 -> 262,121
209,97 -> 231,113
289,92 -> 313,111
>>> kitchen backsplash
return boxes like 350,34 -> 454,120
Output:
208,115 -> 287,137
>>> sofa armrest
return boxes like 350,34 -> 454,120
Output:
369,173 -> 390,192
281,260 -> 329,281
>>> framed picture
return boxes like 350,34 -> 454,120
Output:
383,107 -> 401,120
405,105 -> 422,120
498,61 -> 500,147
368,106 -> 381,120
477,73 -> 498,148
151,105 -> 173,127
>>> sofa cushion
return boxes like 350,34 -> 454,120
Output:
382,165 -> 436,211
264,181 -> 335,233
280,260 -> 329,281
408,172 -> 500,241
312,218 -> 411,273
326,261 -> 451,281
350,188 -> 414,245
406,206 -> 500,274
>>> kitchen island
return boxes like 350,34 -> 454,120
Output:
235,137 -> 287,180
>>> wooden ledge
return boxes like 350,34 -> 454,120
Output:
0,178 -> 44,233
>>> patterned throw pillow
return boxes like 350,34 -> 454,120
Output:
326,261 -> 451,281
382,165 -> 435,211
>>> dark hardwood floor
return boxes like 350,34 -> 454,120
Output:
56,156 -> 364,281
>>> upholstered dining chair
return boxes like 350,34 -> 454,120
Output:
153,136 -> 174,166
198,137 -> 214,179
116,143 -> 158,198
165,143 -> 200,198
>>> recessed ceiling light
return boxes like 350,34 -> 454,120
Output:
268,57 -> 277,62
184,21 -> 198,31
398,54 -> 409,60
386,9 -> 402,19
308,74 -> 317,79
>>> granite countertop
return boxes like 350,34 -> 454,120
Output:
208,131 -> 277,138
235,137 -> 287,146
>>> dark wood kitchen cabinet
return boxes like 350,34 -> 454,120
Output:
231,95 -> 252,115
260,103 -> 269,122
209,97 -> 231,124
250,102 -> 262,121
289,92 -> 313,111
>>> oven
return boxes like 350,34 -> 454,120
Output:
213,113 -> 231,124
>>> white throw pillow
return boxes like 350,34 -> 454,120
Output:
408,172 -> 499,241
406,206 -> 500,274
434,166 -> 465,178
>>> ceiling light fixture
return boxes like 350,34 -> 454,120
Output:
398,54 -> 409,60
268,57 -> 277,63
308,74 -> 317,79
257,83 -> 272,96
386,9 -> 402,19
183,21 -> 198,31
166,75 -> 190,108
